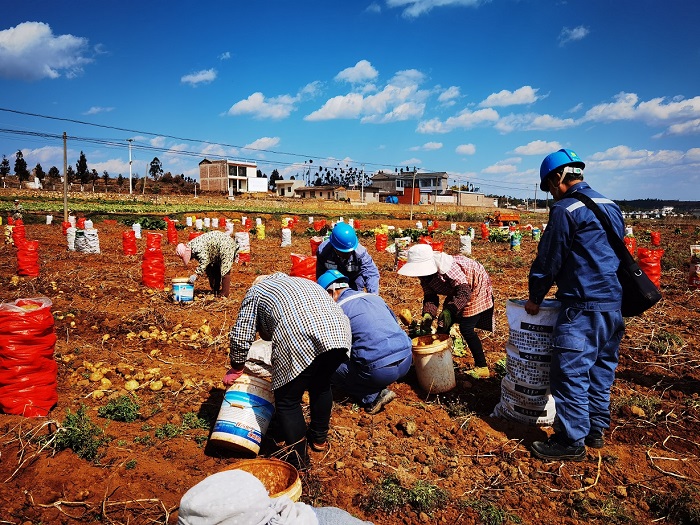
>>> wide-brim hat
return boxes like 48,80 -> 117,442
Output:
176,243 -> 191,265
397,244 -> 438,277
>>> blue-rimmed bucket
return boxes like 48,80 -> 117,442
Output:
172,278 -> 194,302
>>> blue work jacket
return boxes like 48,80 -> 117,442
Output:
316,241 -> 380,294
335,289 -> 412,371
529,182 -> 625,308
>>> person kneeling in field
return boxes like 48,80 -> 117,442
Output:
176,230 -> 238,297
318,269 -> 413,415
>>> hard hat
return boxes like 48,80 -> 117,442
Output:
317,269 -> 349,290
397,244 -> 438,277
329,223 -> 358,252
539,149 -> 585,192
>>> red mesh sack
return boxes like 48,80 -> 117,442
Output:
310,236 -> 324,256
12,224 -> 26,247
312,219 -> 326,232
16,240 -> 40,277
62,221 -> 71,235
638,248 -> 664,289
624,236 -> 637,256
480,223 -> 489,240
122,230 -> 137,255
650,231 -> 661,246
77,218 -> 86,229
0,298 -> 58,417
146,232 -> 163,250
290,254 -> 317,281
375,233 -> 388,252
188,232 -> 203,241
167,221 -> 178,245
141,247 -> 165,289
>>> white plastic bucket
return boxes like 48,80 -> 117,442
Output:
85,219 -> 93,229
132,223 -> 142,239
411,334 -> 456,394
186,216 -> 193,227
212,218 -> 219,228
46,215 -> 53,225
195,218 -> 203,230
172,278 -> 194,302
210,374 -> 275,455
204,217 -> 211,228
416,221 -> 423,229
255,218 -> 262,226
451,223 -> 457,231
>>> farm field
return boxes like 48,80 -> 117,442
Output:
1,202 -> 700,525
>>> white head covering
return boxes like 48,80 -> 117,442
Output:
397,244 -> 437,277
432,251 -> 454,274
177,470 -> 318,525
175,243 -> 191,266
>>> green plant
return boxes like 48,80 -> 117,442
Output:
460,499 -> 522,525
125,459 -> 137,470
155,423 -> 184,439
98,394 -> 141,422
134,434 -> 154,446
612,394 -> 662,419
649,485 -> 700,524
182,411 -> 211,430
364,476 -> 448,515
649,329 -> 684,355
55,405 -> 108,462
494,357 -> 507,379
406,480 -> 449,513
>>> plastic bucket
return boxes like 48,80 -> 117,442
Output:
411,334 -> 456,394
210,374 -> 275,455
172,278 -> 194,302
228,458 -> 301,501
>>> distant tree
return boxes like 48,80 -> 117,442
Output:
256,169 -> 263,178
117,174 -> 124,188
76,151 -> 89,185
149,157 -> 163,180
48,166 -> 60,180
14,150 -> 29,182
0,155 -> 10,176
102,170 -> 110,184
90,169 -> 99,183
66,165 -> 76,184
162,171 -> 173,183
269,169 -> 282,190
34,163 -> 46,181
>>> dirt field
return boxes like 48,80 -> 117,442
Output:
1,211 -> 699,525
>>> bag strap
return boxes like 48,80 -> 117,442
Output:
569,192 -> 633,266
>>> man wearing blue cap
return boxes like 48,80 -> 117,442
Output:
318,269 -> 412,415
525,149 -> 626,461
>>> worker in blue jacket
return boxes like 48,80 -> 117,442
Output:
525,148 -> 626,461
318,270 -> 412,415
316,223 -> 380,294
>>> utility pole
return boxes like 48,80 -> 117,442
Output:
63,132 -> 68,222
361,163 -> 365,203
128,139 -> 133,194
409,167 -> 417,221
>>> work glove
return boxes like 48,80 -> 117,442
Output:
437,308 -> 455,334
420,313 -> 433,334
188,274 -> 197,285
223,364 -> 245,387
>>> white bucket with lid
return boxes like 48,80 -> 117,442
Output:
195,218 -> 203,230
186,216 -> 193,227
210,374 -> 275,455
172,278 -> 194,302
204,217 -> 211,228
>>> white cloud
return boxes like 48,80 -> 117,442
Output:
389,69 -> 425,88
482,162 -> 518,174
366,2 -> 382,13
513,140 -> 562,156
227,92 -> 297,119
20,145 -> 63,166
400,157 -> 422,167
83,106 -> 114,115
479,86 -> 540,107
150,136 -> 166,148
244,137 -> 281,153
416,107 -> 499,133
494,113 -> 576,133
410,142 -> 443,151
0,22 -> 92,81
200,143 -> 238,158
455,144 -> 476,155
219,51 -> 231,60
387,0 -> 485,18
559,25 -> 590,46
438,86 -> 460,105
335,60 -> 378,84
181,68 -> 217,86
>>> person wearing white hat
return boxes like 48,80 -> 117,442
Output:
176,230 -> 238,297
398,244 -> 494,379
177,469 -> 373,525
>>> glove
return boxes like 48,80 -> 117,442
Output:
223,364 -> 245,386
437,308 -> 454,334
420,313 -> 433,334
188,274 -> 197,285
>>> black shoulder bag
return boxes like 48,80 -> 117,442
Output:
570,192 -> 662,317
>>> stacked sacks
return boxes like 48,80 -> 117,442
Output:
235,231 -> 251,264
492,299 -> 560,426
141,232 -> 165,289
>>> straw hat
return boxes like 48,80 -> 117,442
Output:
397,244 -> 438,277
175,243 -> 191,265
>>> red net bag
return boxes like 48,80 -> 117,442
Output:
146,232 -> 163,250
312,219 -> 326,232
375,233 -> 388,251
0,298 -> 58,417
141,247 -> 165,289
480,223 -> 489,240
77,218 -> 86,229
62,221 -> 71,235
624,236 -> 637,256
12,224 -> 26,247
290,253 -> 317,281
310,236 -> 324,256
167,221 -> 178,245
650,231 -> 661,246
122,230 -> 138,255
188,232 -> 203,241
16,240 -> 40,277
638,248 -> 664,289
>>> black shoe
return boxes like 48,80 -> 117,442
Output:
531,437 -> 586,461
585,429 -> 605,449
365,389 -> 397,415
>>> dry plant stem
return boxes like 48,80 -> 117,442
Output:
550,452 -> 602,493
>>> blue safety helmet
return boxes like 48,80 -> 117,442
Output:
329,223 -> 359,252
317,269 -> 348,290
539,149 -> 585,192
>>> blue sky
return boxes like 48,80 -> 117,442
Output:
1,0 -> 699,201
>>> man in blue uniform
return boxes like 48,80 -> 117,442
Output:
525,149 -> 626,461
318,270 -> 412,415
316,223 -> 380,294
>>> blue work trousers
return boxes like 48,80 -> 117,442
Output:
550,304 -> 625,446
332,353 -> 412,405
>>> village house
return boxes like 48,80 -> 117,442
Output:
198,159 -> 266,196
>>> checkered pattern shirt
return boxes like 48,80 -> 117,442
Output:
188,231 -> 238,278
421,255 -> 493,319
229,272 -> 351,389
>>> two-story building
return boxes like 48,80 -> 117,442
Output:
198,159 -> 266,196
